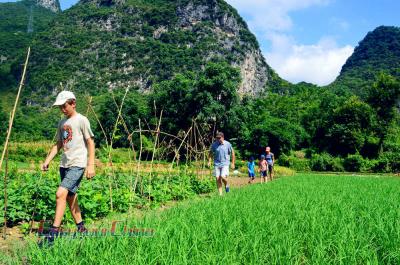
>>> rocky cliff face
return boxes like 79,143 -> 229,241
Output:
175,0 -> 270,94
36,0 -> 60,12
25,0 -> 275,103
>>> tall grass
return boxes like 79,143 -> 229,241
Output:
6,173 -> 400,264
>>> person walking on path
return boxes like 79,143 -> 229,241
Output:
259,155 -> 268,183
265,146 -> 275,180
42,91 -> 95,236
247,156 -> 256,184
209,132 -> 235,195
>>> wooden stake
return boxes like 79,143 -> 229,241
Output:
137,119 -> 143,196
148,109 -> 163,202
107,89 -> 129,211
0,47 -> 30,173
1,47 -> 30,238
2,115 -> 10,239
150,110 -> 163,177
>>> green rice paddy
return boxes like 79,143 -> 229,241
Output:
5,173 -> 400,264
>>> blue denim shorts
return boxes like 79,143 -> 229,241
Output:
60,167 -> 85,195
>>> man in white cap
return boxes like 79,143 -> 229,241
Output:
42,91 -> 95,236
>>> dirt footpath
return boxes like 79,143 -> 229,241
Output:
228,176 -> 272,187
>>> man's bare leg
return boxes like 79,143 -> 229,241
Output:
216,176 -> 223,195
222,177 -> 229,192
53,187 -> 69,227
67,193 -> 83,224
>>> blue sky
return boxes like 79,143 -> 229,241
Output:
1,0 -> 399,85
226,0 -> 400,85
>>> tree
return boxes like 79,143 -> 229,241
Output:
248,117 -> 307,157
367,73 -> 400,152
152,72 -> 196,134
152,62 -> 241,139
192,62 -> 240,131
97,90 -> 149,148
326,96 -> 377,156
300,90 -> 345,152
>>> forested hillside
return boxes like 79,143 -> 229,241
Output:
0,0 -> 57,90
331,26 -> 400,98
0,1 -> 399,173
18,0 -> 276,105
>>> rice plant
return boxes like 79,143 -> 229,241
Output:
7,173 -> 400,265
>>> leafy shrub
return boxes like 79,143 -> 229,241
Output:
373,152 -> 400,173
274,166 -> 295,176
235,160 -> 246,169
278,153 -> 311,172
310,153 -> 344,172
190,175 -> 214,194
343,154 -> 365,172
0,170 -> 215,226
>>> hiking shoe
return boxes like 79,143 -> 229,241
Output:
40,227 -> 59,247
49,227 -> 60,237
225,186 -> 230,193
77,226 -> 88,233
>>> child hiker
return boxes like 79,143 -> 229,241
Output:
247,156 -> 256,184
265,146 -> 275,181
42,91 -> 95,236
259,155 -> 268,183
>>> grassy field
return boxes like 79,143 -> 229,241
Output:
2,173 -> 400,264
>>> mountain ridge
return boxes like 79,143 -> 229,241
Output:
331,25 -> 400,97
15,0 -> 278,104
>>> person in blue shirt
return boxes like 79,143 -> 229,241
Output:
247,156 -> 256,184
265,146 -> 275,180
209,132 -> 236,195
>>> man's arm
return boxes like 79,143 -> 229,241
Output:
42,141 -> 62,171
86,137 -> 95,179
231,148 -> 235,169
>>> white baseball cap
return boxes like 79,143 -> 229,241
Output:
53,91 -> 76,106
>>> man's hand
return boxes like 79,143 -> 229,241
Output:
231,163 -> 235,170
41,163 -> 49,171
41,143 -> 61,172
86,164 -> 95,179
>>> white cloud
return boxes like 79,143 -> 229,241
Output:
226,0 -> 330,32
226,0 -> 354,85
265,36 -> 354,85
330,17 -> 350,31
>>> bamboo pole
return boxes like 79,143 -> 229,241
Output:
87,97 -> 110,148
1,48 -> 30,238
169,126 -> 193,170
150,110 -> 163,176
109,94 -> 138,206
85,95 -> 91,117
148,110 -> 163,202
110,94 -> 137,159
107,89 -> 129,211
0,47 -> 30,173
2,116 -> 10,239
137,119 -> 143,196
